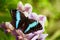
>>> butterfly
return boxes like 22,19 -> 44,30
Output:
10,9 -> 42,34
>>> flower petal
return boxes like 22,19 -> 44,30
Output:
5,22 -> 14,30
23,11 -> 28,17
24,3 -> 32,13
17,1 -> 24,11
34,29 -> 44,34
31,34 -> 39,40
31,34 -> 48,40
28,12 -> 38,20
39,34 -> 48,40
26,33 -> 35,40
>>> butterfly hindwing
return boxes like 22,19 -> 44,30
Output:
25,22 -> 42,34
24,21 -> 38,33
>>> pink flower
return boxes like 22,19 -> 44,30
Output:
17,2 -> 48,40
17,2 -> 32,17
17,1 -> 32,13
0,2 -> 48,40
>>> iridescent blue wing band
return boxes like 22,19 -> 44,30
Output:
16,11 -> 21,28
24,21 -> 38,33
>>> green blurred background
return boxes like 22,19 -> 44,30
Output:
0,0 -> 60,40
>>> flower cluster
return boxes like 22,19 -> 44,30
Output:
0,1 -> 48,40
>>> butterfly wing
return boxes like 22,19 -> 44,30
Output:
24,21 -> 38,33
10,9 -> 17,28
10,9 -> 26,29
10,9 -> 42,34
23,19 -> 42,34
25,22 -> 42,34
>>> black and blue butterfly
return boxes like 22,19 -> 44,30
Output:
10,9 -> 42,34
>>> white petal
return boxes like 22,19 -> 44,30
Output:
31,34 -> 48,40
26,33 -> 35,39
17,1 -> 24,11
23,11 -> 28,17
28,12 -> 38,20
5,22 -> 14,30
34,29 -> 44,34
24,3 -> 32,13
40,34 -> 48,40
31,34 -> 39,40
